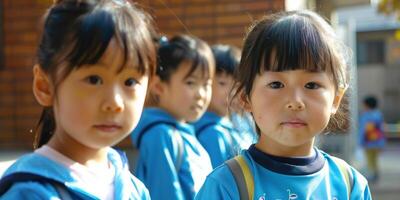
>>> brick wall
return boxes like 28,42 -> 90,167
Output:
0,0 -> 284,149
141,0 -> 284,47
0,0 -> 50,149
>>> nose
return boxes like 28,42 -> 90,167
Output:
285,90 -> 305,111
196,85 -> 208,100
286,101 -> 305,111
102,87 -> 124,113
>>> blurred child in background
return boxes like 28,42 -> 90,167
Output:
193,44 -> 254,169
359,95 -> 386,182
130,35 -> 214,200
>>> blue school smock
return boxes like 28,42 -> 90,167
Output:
195,145 -> 371,200
130,108 -> 212,200
0,148 -> 149,199
230,112 -> 258,145
193,111 -> 241,168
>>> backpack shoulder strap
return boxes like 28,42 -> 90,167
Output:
331,156 -> 354,198
136,121 -> 176,148
135,121 -> 184,172
226,155 -> 254,200
173,128 -> 184,172
0,172 -> 73,199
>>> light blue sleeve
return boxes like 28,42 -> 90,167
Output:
198,126 -> 230,168
195,176 -> 234,200
135,125 -> 184,200
1,182 -> 59,199
129,174 -> 151,200
195,164 -> 239,200
349,167 -> 372,200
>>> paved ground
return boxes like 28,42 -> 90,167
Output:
368,141 -> 400,199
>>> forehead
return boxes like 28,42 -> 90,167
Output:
264,70 -> 331,78
176,60 -> 212,79
97,38 -> 140,72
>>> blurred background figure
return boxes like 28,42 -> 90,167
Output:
359,95 -> 386,182
193,44 -> 256,169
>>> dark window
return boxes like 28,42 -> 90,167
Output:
357,40 -> 385,65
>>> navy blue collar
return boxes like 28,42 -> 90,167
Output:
248,144 -> 325,175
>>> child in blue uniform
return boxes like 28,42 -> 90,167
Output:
193,45 -> 252,168
359,95 -> 386,182
0,0 -> 157,199
130,35 -> 214,200
196,10 -> 371,200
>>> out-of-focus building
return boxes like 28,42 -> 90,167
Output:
336,4 -> 400,124
288,0 -> 400,124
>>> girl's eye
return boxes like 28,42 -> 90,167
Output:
305,82 -> 321,89
268,81 -> 284,89
85,75 -> 103,85
218,81 -> 226,86
186,80 -> 195,86
125,78 -> 139,87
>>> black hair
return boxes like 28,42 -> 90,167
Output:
233,10 -> 350,136
156,34 -> 214,82
34,0 -> 157,148
211,44 -> 240,75
364,95 -> 378,109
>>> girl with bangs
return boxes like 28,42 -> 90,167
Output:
196,10 -> 371,200
0,0 -> 157,199
130,34 -> 214,200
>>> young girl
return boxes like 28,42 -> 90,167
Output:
130,34 -> 214,200
0,0 -> 156,199
193,44 -> 254,168
196,11 -> 371,200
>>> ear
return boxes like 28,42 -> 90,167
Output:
239,91 -> 252,112
150,76 -> 165,96
331,87 -> 347,114
32,64 -> 53,107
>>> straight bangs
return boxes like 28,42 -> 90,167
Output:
185,44 -> 215,80
62,1 -> 155,80
259,15 -> 334,73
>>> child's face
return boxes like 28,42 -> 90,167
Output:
245,70 -> 343,156
208,73 -> 234,117
158,62 -> 212,122
51,39 -> 149,149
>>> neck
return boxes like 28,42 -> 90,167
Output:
207,107 -> 227,117
255,135 -> 315,157
47,133 -> 108,167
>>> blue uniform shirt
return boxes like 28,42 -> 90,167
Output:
196,145 -> 371,200
0,148 -> 149,199
131,108 -> 212,200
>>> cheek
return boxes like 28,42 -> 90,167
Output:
204,86 -> 213,102
56,94 -> 93,129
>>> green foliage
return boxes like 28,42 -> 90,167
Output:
378,0 -> 400,20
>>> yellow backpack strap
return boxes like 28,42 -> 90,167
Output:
226,155 -> 254,200
331,157 -> 354,198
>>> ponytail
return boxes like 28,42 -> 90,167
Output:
34,108 -> 56,149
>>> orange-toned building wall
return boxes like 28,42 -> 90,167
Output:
0,0 -> 284,149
